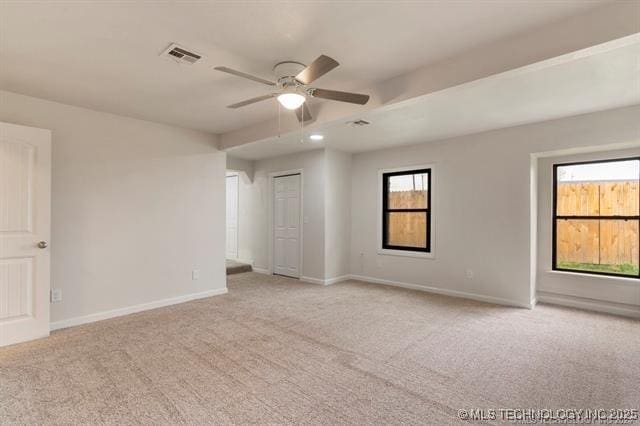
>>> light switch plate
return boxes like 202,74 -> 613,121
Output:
51,288 -> 62,303
192,269 -> 200,280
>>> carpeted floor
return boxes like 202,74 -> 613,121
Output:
1,272 -> 639,425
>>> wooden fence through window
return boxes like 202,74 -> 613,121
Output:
387,190 -> 428,247
556,180 -> 638,266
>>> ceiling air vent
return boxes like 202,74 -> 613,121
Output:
160,43 -> 202,65
349,119 -> 371,127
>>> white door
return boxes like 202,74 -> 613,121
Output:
273,174 -> 300,278
0,122 -> 51,347
226,174 -> 238,258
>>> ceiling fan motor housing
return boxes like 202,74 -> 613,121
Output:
273,61 -> 307,86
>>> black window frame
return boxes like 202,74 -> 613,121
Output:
382,168 -> 431,253
552,156 -> 640,279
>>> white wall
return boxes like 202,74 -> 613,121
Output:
0,90 -> 226,324
227,156 -> 254,181
324,149 -> 352,279
234,170 -> 258,264
240,149 -> 326,280
536,147 -> 640,313
350,106 -> 640,308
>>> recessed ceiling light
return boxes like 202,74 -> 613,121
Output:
309,134 -> 324,141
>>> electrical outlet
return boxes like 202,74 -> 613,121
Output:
50,288 -> 62,303
192,269 -> 200,280
465,269 -> 474,279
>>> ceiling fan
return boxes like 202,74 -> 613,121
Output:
214,55 -> 370,123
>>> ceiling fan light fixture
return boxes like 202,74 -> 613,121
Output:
277,92 -> 306,110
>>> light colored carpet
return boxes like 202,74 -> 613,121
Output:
1,272 -> 639,425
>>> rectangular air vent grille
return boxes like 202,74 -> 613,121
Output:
161,43 -> 202,65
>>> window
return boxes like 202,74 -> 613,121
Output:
382,168 -> 431,252
553,157 -> 640,278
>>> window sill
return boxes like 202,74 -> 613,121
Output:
377,248 -> 435,259
546,270 -> 639,284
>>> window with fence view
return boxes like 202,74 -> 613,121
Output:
382,168 -> 431,252
553,157 -> 640,278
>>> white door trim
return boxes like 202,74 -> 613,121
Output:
268,169 -> 303,277
225,173 -> 239,259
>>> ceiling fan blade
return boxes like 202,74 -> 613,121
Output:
295,55 -> 339,85
310,88 -> 369,105
214,66 -> 276,86
227,94 -> 276,109
295,103 -> 312,123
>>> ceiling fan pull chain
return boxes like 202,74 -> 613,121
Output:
300,106 -> 304,143
278,102 -> 281,138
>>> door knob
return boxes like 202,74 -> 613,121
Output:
37,241 -> 48,249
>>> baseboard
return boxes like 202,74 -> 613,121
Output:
252,267 -> 270,275
324,275 -> 351,285
537,291 -> 640,319
300,276 -> 325,285
50,287 -> 228,331
301,275 -> 350,286
348,274 -> 531,309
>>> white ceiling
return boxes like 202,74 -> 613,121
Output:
227,39 -> 640,160
0,1 -> 609,134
